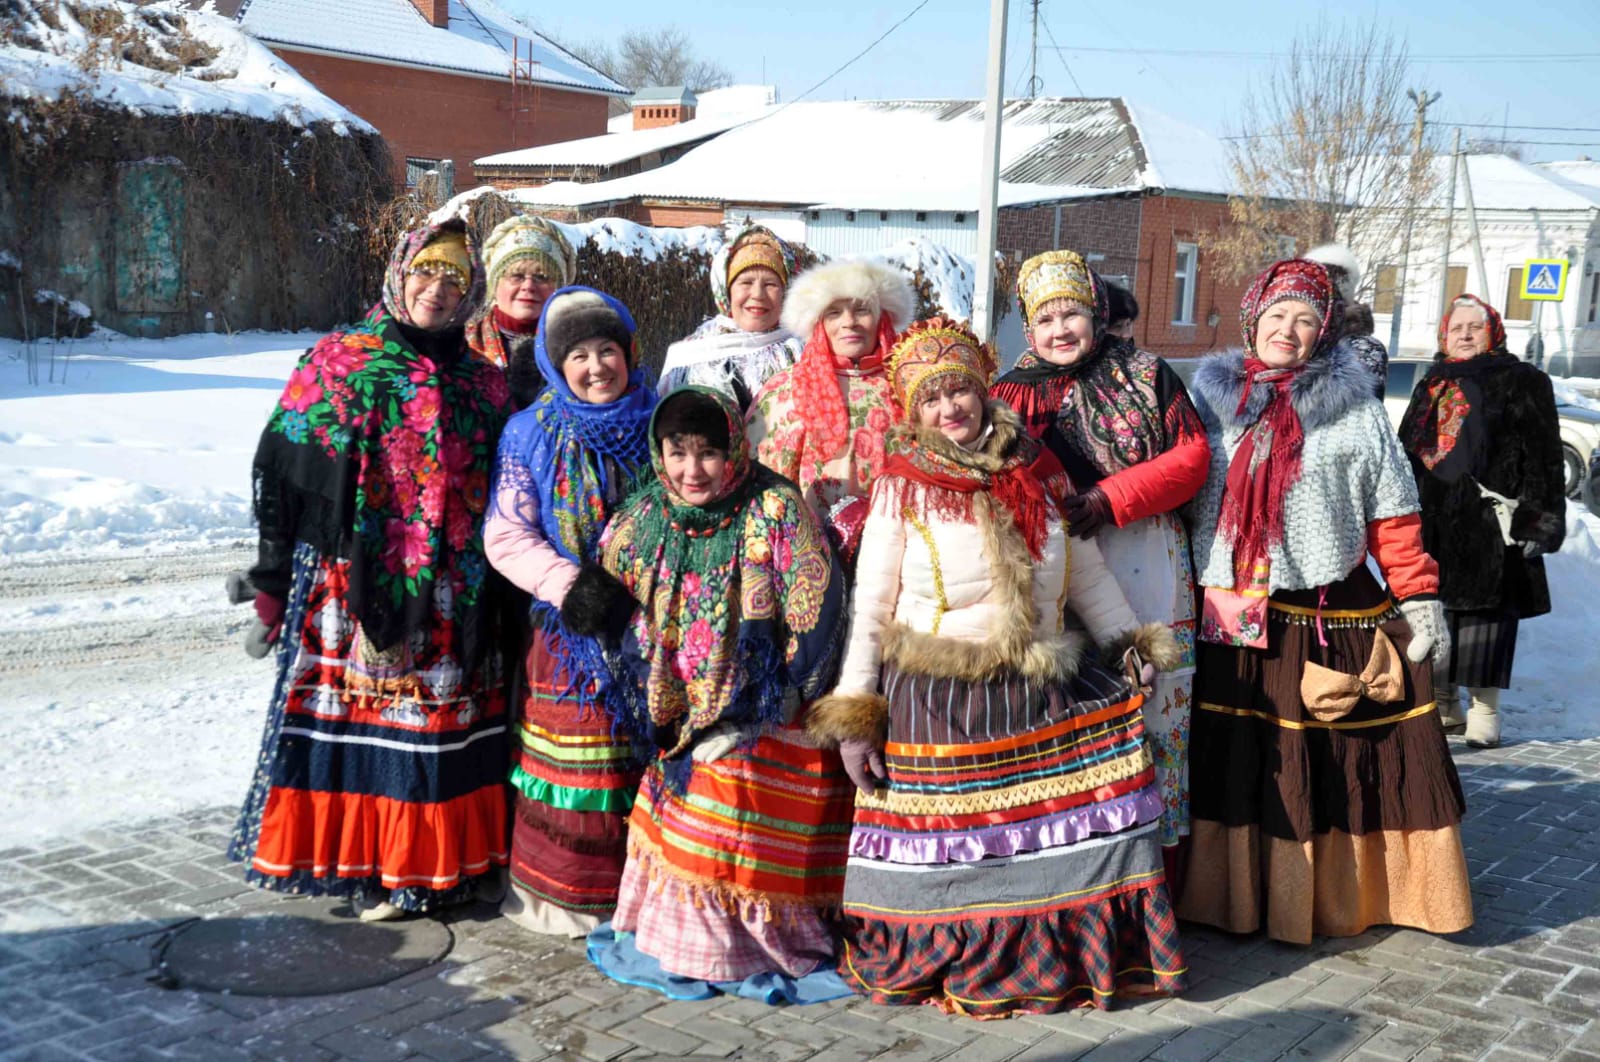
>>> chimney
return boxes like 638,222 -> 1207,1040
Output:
631,87 -> 697,131
410,0 -> 450,28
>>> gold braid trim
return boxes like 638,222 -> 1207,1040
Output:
902,507 -> 947,635
855,744 -> 1151,816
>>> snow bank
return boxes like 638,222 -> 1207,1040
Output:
431,194 -> 729,264
0,0 -> 369,132
874,238 -> 980,320
1503,504 -> 1600,741
1552,376 -> 1600,412
0,330 -> 307,556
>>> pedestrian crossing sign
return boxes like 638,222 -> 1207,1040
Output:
1520,259 -> 1568,301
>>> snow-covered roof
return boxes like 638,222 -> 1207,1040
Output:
235,0 -> 628,96
632,85 -> 695,105
513,97 -> 1233,213
606,84 -> 777,135
477,107 -> 774,169
1432,155 -> 1600,212
1536,160 -> 1600,202
0,0 -> 370,131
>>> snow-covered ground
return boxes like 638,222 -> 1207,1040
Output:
1,329 -> 1598,846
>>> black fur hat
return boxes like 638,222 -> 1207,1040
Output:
543,290 -> 633,371
653,390 -> 730,451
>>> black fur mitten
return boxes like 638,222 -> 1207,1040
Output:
561,562 -> 637,638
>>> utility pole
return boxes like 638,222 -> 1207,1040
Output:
1388,87 -> 1439,356
973,0 -> 1009,343
1437,127 -> 1461,326
1028,0 -> 1042,98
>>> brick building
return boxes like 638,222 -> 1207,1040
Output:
196,0 -> 628,189
509,97 -> 1250,357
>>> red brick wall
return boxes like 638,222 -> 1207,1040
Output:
633,104 -> 694,131
998,198 -> 1143,282
635,203 -> 724,228
1134,194 -> 1248,359
269,48 -> 610,189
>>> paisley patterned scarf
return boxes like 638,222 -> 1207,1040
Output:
600,387 -> 845,761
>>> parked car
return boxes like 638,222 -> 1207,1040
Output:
1383,358 -> 1600,500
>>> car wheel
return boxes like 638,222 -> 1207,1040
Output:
1564,445 -> 1585,500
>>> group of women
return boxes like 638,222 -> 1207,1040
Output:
228,209 -> 1570,1016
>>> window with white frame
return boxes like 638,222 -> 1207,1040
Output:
1172,243 -> 1198,325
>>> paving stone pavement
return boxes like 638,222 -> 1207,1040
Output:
2,736 -> 1598,1062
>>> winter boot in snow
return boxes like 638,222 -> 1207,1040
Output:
1465,687 -> 1501,749
1435,681 -> 1466,735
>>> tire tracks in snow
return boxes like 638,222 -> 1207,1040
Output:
0,544 -> 256,681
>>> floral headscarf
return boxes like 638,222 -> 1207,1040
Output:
1239,258 -> 1343,360
600,388 -> 845,762
253,221 -> 510,677
1435,293 -> 1507,356
1398,294 -> 1511,480
382,218 -> 485,331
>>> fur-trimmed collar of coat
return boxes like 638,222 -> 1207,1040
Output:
1191,344 -> 1373,433
888,400 -> 1036,475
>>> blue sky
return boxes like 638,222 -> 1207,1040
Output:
513,0 -> 1600,164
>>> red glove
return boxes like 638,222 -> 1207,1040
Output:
1062,485 -> 1114,539
254,592 -> 285,646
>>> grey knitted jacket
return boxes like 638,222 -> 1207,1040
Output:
1188,346 -> 1421,594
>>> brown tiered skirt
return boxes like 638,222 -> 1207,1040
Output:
1178,567 -> 1473,944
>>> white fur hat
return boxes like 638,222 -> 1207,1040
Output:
1305,244 -> 1363,302
780,258 -> 916,338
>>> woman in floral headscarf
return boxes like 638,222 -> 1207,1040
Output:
1179,258 -> 1472,945
809,318 -> 1185,1016
658,225 -> 804,412
230,218 -> 515,921
1399,295 -> 1566,749
483,287 -> 657,937
746,259 -> 915,559
583,387 -> 855,1003
992,249 -> 1210,890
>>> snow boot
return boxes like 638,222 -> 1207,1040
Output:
1465,687 -> 1501,749
1435,681 -> 1466,735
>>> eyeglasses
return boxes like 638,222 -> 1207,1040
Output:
502,272 -> 555,289
408,264 -> 465,291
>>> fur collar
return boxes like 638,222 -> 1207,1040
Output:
1192,345 -> 1373,432
891,400 -> 1033,473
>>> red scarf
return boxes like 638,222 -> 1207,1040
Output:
1216,358 -> 1305,589
880,430 -> 1065,561
789,314 -> 900,477
492,306 -> 538,336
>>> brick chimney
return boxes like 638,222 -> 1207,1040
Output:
631,87 -> 697,131
410,0 -> 450,28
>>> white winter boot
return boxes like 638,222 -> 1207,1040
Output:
1465,687 -> 1501,749
1435,682 -> 1466,735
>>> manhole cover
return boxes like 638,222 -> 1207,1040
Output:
156,905 -> 453,996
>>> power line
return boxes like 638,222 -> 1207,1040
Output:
1453,122 -> 1600,133
781,0 -> 930,107
1038,9 -> 1085,98
1047,44 -> 1599,64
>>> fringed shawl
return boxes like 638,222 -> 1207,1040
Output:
599,387 -> 846,763
876,402 -> 1070,562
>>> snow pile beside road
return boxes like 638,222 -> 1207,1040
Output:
0,331 -> 307,556
1505,503 -> 1600,741
1552,376 -> 1600,412
874,238 -> 980,320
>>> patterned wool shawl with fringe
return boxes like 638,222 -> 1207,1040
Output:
488,287 -> 657,714
252,302 -> 511,669
599,386 -> 846,761
877,402 -> 1071,562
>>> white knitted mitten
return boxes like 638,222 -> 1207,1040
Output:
1399,598 -> 1451,670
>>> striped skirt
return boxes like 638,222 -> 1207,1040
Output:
505,624 -> 643,935
611,726 -> 854,983
1179,566 -> 1473,944
229,543 -> 509,911
838,659 -> 1186,1017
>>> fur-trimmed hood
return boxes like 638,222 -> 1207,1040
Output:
1191,344 -> 1374,434
781,258 -> 915,338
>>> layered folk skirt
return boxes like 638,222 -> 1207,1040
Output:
610,726 -> 855,983
1179,567 -> 1473,944
504,622 -> 644,936
837,659 -> 1186,1017
229,543 -> 509,910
